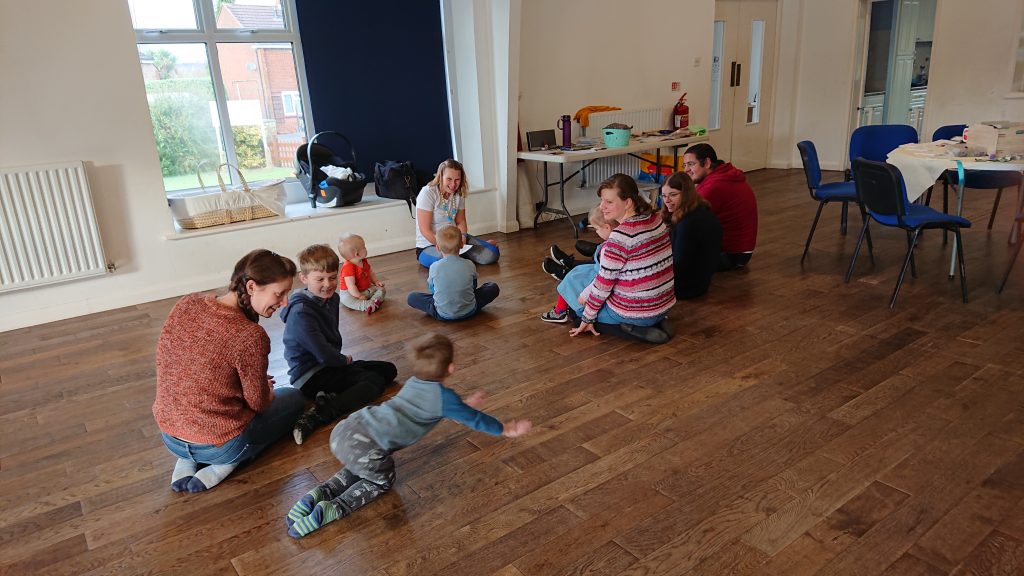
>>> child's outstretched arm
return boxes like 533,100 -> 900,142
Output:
440,386 -> 529,437
502,419 -> 532,438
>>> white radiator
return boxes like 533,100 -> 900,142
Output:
579,107 -> 668,186
0,162 -> 108,293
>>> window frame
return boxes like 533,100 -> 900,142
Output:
133,0 -> 314,192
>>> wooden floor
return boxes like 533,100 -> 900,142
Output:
2,168 -> 1024,576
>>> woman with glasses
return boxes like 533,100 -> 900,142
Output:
660,172 -> 722,299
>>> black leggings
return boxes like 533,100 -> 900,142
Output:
300,360 -> 397,424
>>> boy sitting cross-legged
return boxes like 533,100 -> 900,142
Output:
407,225 -> 499,321
280,244 -> 398,444
285,332 -> 532,538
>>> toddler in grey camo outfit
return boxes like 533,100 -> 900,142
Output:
285,332 -> 532,538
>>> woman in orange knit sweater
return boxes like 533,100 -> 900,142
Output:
152,250 -> 305,492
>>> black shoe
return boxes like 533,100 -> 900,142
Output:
575,240 -> 598,258
293,415 -> 316,445
541,258 -> 567,281
549,245 -> 575,267
619,323 -> 671,344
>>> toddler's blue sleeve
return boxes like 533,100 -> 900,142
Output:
440,386 -> 503,436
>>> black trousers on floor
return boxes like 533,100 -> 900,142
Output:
299,360 -> 397,425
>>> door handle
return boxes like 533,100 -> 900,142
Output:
735,63 -> 742,88
729,61 -> 737,87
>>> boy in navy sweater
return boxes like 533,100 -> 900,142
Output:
280,244 -> 397,444
285,333 -> 531,538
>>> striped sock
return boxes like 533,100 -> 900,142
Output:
170,458 -> 197,492
288,500 -> 343,538
184,463 -> 238,493
285,469 -> 357,528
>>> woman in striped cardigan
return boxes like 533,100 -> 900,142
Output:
560,173 -> 676,342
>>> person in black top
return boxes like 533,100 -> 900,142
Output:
660,171 -> 722,300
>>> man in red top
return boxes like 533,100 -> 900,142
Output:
683,143 -> 758,270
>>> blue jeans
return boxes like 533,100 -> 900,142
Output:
406,282 -> 499,320
557,267 -> 664,327
416,236 -> 500,268
160,386 -> 304,465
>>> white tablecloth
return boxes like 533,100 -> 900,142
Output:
886,142 -> 1024,202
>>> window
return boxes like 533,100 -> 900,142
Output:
281,90 -> 300,116
131,0 -> 309,193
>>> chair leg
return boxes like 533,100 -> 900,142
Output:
999,228 -> 1024,291
801,202 -> 825,265
988,187 -> 1004,230
890,229 -> 921,309
906,230 -> 917,278
864,218 -> 875,265
954,227 -> 968,303
840,201 -> 849,236
995,233 -> 1019,291
942,179 -> 949,245
845,219 -> 870,283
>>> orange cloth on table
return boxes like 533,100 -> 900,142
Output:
573,106 -> 622,128
340,259 -> 373,292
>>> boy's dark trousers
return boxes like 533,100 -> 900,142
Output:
297,361 -> 397,428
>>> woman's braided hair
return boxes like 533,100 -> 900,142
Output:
227,249 -> 297,322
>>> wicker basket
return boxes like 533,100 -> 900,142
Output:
169,163 -> 285,230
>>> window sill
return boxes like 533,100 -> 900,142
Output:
164,193 -> 403,240
163,187 -> 493,240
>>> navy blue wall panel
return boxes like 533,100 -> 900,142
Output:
295,0 -> 453,178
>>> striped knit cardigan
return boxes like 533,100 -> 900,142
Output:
582,212 -> 676,323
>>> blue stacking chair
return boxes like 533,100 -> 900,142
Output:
847,124 -> 919,181
797,140 -> 868,264
845,158 -> 972,308
932,124 -> 967,142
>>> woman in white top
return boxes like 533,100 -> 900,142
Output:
415,159 -> 500,267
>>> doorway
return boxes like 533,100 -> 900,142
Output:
708,0 -> 777,172
854,0 -> 936,134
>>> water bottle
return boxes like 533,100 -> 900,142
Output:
556,114 -> 572,148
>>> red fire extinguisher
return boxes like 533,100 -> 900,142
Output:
673,93 -> 689,130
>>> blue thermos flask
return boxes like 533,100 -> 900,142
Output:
556,114 -> 572,148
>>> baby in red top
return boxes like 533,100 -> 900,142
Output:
338,233 -> 386,314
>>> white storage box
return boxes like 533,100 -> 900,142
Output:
168,164 -> 286,229
966,121 -> 1024,158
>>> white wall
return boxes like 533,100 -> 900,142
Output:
516,0 -> 714,216
924,0 -> 1024,135
769,0 -> 862,171
0,0 -> 501,332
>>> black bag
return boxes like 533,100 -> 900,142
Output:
374,160 -> 419,217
